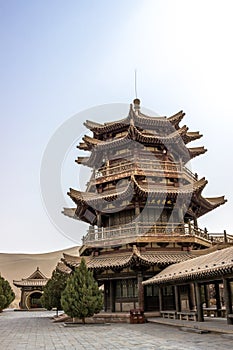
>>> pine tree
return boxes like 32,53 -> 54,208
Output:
0,274 -> 15,312
40,269 -> 68,315
61,258 -> 103,323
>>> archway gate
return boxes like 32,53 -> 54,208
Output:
13,267 -> 48,310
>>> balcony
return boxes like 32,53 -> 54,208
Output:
93,160 -> 196,184
82,222 -> 218,246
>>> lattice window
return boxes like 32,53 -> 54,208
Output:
122,280 -> 127,297
116,280 -> 122,298
115,279 -> 138,298
128,280 -> 134,297
163,286 -> 173,296
146,285 -> 153,297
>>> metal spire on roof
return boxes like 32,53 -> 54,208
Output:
134,69 -> 138,99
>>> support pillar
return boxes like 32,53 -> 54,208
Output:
159,286 -> 163,311
137,272 -> 144,311
195,282 -> 204,322
223,278 -> 233,324
224,230 -> 227,243
214,283 -> 221,317
204,284 -> 210,308
178,206 -> 184,223
109,280 -> 115,312
96,212 -> 102,227
189,283 -> 196,310
188,220 -> 192,235
174,285 -> 180,312
104,281 -> 110,312
193,216 -> 198,229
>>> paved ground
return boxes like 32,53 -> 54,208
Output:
148,316 -> 233,334
0,310 -> 233,350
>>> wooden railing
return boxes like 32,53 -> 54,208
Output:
82,222 -> 213,244
93,160 -> 196,182
209,231 -> 233,244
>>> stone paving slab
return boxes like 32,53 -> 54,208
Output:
0,310 -> 233,350
148,316 -> 233,334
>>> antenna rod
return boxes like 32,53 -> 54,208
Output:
134,69 -> 138,99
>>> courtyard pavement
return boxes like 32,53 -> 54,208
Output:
0,310 -> 233,350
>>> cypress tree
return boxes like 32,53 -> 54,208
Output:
61,258 -> 103,323
0,274 -> 15,312
41,269 -> 68,315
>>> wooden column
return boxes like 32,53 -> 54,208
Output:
109,280 -> 115,312
174,285 -> 181,312
96,212 -> 102,227
193,216 -> 198,229
137,272 -> 144,311
188,220 -> 192,235
178,206 -> 183,223
194,282 -> 204,322
189,283 -> 196,310
214,283 -> 221,317
204,284 -> 210,308
104,281 -> 110,312
159,286 -> 163,311
21,290 -> 26,309
223,278 -> 233,324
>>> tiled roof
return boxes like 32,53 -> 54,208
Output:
56,261 -> 72,274
65,170 -> 226,225
84,106 -> 185,133
61,246 -> 193,271
13,267 -> 49,288
67,175 -> 225,217
81,125 -> 190,151
27,267 -> 48,280
167,110 -> 185,127
13,279 -> 48,287
68,176 -> 205,204
143,245 -> 233,285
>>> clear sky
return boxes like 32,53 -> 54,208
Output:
1,0 -> 233,253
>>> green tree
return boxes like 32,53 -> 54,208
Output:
0,274 -> 15,312
40,269 -> 68,315
61,258 -> 103,323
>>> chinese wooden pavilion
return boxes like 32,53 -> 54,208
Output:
61,99 -> 227,313
13,267 -> 48,309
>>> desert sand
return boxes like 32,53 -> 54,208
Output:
0,246 -> 79,308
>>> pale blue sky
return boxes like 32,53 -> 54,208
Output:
1,0 -> 233,253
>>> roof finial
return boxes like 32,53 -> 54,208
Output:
133,97 -> 140,113
133,69 -> 140,113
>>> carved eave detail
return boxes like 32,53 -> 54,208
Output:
65,174 -> 226,222
188,146 -> 207,159
62,208 -> 78,220
84,108 -> 185,135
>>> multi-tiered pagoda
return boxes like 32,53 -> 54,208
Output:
62,99 -> 226,312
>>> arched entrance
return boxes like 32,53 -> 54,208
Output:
26,291 -> 43,309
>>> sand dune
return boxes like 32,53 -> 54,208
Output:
0,246 -> 79,308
